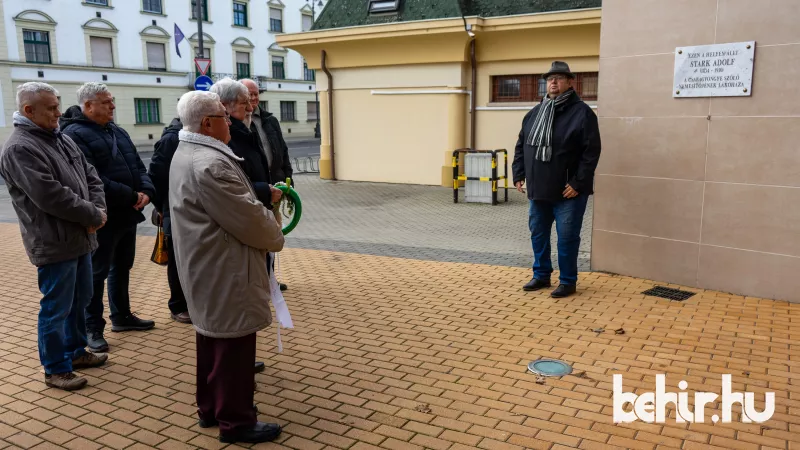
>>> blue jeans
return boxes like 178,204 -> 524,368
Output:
37,254 -> 92,375
528,195 -> 589,286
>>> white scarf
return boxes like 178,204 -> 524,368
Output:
527,89 -> 574,162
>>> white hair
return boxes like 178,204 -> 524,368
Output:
77,82 -> 111,108
209,78 -> 248,105
16,82 -> 59,109
177,91 -> 222,132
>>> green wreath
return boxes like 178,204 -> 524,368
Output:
273,181 -> 302,235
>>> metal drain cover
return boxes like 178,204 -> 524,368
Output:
642,286 -> 695,301
527,359 -> 573,377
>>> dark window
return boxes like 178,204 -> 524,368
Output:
233,2 -> 248,27
23,30 -> 51,64
85,0 -> 109,5
272,56 -> 285,79
280,101 -> 296,121
191,0 -> 208,21
259,101 -> 268,112
269,8 -> 283,32
142,0 -> 162,14
235,52 -> 250,78
303,61 -> 315,81
135,99 -> 161,124
491,72 -> 600,103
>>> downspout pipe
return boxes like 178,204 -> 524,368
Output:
321,49 -> 336,180
470,38 -> 476,150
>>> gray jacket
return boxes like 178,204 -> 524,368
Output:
0,114 -> 106,266
169,131 -> 284,339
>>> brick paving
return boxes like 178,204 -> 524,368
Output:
0,222 -> 798,450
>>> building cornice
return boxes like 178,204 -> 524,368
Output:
1,60 -> 189,77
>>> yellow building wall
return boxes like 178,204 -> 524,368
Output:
262,90 -> 317,138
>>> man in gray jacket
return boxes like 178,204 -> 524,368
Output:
0,82 -> 109,391
169,91 -> 284,444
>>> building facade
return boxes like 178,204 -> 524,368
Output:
0,0 -> 319,146
279,0 -> 601,186
594,0 -> 800,303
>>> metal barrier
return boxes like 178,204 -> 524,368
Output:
452,148 -> 508,205
291,155 -> 320,174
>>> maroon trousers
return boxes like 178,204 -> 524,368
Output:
196,332 -> 257,434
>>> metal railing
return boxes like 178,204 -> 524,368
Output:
291,155 -> 320,174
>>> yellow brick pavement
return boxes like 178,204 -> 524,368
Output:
0,223 -> 798,450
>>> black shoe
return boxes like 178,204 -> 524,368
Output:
111,313 -> 155,332
279,283 -> 287,291
199,405 -> 259,429
551,284 -> 577,298
219,422 -> 282,444
87,331 -> 109,353
522,278 -> 551,292
254,361 -> 265,373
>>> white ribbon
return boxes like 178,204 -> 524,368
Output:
269,252 -> 293,352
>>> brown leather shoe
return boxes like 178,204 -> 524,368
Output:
171,312 -> 192,324
72,352 -> 108,370
45,372 -> 87,391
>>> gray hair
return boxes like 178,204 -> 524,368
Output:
209,78 -> 248,105
77,82 -> 111,107
16,82 -> 59,109
177,91 -> 222,132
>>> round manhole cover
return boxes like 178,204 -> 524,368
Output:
527,359 -> 573,377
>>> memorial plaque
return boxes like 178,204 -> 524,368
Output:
673,41 -> 755,98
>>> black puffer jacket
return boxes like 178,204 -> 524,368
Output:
148,118 -> 182,234
252,107 -> 292,185
227,117 -> 272,208
512,89 -> 601,202
60,106 -> 155,229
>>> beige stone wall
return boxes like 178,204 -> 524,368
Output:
594,0 -> 800,302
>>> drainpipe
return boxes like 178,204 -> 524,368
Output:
321,49 -> 336,180
470,38 -> 477,150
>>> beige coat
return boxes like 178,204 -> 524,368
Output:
169,130 -> 284,339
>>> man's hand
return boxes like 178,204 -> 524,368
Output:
515,181 -> 526,194
133,193 -> 151,210
89,210 -> 107,234
563,183 -> 579,199
269,185 -> 283,204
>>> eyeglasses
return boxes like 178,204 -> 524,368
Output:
546,75 -> 568,83
205,112 -> 231,124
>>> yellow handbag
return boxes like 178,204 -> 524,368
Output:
150,212 -> 169,266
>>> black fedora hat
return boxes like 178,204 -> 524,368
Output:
542,61 -> 575,79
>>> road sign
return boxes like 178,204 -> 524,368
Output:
194,58 -> 211,76
194,75 -> 213,91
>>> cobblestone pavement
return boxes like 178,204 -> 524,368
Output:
0,223 -> 798,450
98,174 -> 592,272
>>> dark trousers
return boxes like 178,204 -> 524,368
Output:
166,235 -> 187,314
196,332 -> 257,434
86,225 -> 136,331
37,254 -> 92,374
528,195 -> 589,286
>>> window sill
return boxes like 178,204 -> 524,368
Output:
233,25 -> 252,30
268,30 -> 285,34
189,18 -> 213,24
134,123 -> 165,126
148,68 -> 168,72
82,2 -> 114,9
141,10 -> 167,17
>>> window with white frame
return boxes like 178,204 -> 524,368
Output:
236,52 -> 250,78
272,55 -> 285,79
90,36 -> 114,67
233,2 -> 248,27
146,42 -> 166,71
302,14 -> 313,31
280,101 -> 296,121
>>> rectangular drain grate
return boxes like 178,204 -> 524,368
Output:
642,286 -> 696,301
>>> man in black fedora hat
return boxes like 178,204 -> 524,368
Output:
512,61 -> 601,298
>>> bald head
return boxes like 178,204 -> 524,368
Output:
239,79 -> 260,110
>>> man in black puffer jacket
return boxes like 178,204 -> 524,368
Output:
148,118 -> 190,324
60,82 -> 156,353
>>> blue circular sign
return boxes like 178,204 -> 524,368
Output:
194,75 -> 213,91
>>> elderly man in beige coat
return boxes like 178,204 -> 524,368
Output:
168,91 -> 284,444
